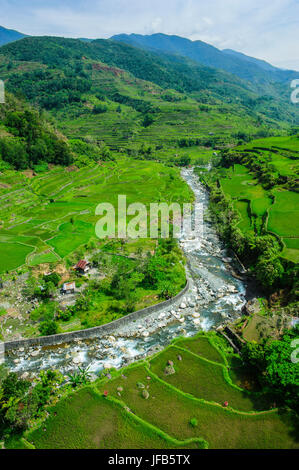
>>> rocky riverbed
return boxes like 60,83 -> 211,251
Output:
4,168 -> 248,380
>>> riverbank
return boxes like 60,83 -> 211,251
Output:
3,168 -> 249,379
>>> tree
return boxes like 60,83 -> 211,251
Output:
93,104 -> 108,114
43,272 -> 61,287
142,114 -> 154,128
178,155 -> 191,167
256,256 -> 284,288
39,320 -> 58,336
242,329 -> 299,412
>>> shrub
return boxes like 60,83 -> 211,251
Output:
39,320 -> 58,336
190,418 -> 198,427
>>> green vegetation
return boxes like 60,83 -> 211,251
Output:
0,158 -> 192,274
4,332 -> 297,449
242,327 -> 299,413
24,388 -> 203,450
196,135 -> 299,300
0,33 -> 298,451
0,155 -> 191,337
0,35 -> 291,160
0,93 -> 73,170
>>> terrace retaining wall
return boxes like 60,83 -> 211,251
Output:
4,280 -> 190,352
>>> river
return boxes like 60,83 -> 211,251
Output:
4,168 -> 248,380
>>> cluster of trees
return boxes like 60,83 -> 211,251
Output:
242,326 -> 299,413
23,273 -> 62,336
178,136 -> 219,149
69,138 -> 114,166
161,91 -> 184,102
92,103 -> 108,114
7,69 -> 92,110
0,370 -> 63,434
110,92 -> 158,115
0,105 -> 73,169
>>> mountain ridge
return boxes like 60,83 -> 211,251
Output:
111,33 -> 298,84
0,25 -> 26,46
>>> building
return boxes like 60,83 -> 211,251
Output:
74,260 -> 91,274
62,282 -> 76,294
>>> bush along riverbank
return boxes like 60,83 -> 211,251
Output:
194,164 -> 298,307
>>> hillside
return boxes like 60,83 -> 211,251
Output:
111,33 -> 298,85
0,36 -> 297,157
0,25 -> 26,46
0,92 -> 73,170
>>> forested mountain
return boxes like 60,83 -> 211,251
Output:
0,93 -> 73,170
0,25 -> 26,46
222,49 -> 280,72
111,33 -> 298,85
0,35 -> 298,150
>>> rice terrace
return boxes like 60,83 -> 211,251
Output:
0,0 -> 298,456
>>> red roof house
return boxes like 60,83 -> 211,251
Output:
75,260 -> 90,273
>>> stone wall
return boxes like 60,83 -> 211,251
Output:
4,281 -> 190,352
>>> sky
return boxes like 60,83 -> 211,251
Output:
1,0 -> 299,70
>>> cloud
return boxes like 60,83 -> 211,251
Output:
1,0 -> 299,69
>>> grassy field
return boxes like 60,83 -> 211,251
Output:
18,333 -> 299,450
0,242 -> 34,272
24,388 -> 202,450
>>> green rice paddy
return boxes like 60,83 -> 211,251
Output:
19,333 -> 298,450
0,158 -> 193,273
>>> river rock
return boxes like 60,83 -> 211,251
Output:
164,364 -> 175,376
73,356 -> 82,365
31,350 -> 40,357
180,302 -> 187,309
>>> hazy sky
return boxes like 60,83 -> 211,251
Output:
1,0 -> 299,70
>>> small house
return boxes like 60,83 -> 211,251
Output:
75,260 -> 91,274
62,282 -> 76,295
